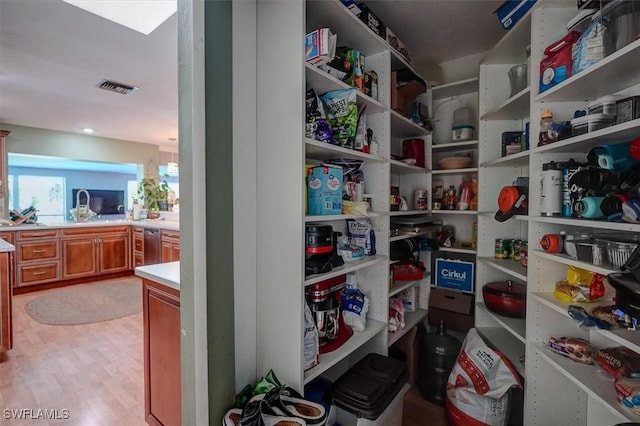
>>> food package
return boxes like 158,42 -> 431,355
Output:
347,219 -> 376,256
303,302 -> 319,370
553,267 -> 605,302
336,47 -> 365,92
446,328 -> 522,426
388,296 -> 405,333
305,88 -> 334,144
341,287 -> 369,332
546,336 -> 595,364
305,28 -> 336,65
320,89 -> 358,149
597,346 -> 640,379
615,377 -> 640,415
400,287 -> 418,312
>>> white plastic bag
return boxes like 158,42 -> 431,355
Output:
445,328 -> 522,426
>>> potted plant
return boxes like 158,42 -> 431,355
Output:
138,178 -> 170,212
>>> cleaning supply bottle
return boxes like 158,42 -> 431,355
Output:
451,104 -> 475,142
538,109 -> 554,146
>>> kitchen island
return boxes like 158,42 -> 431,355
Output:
0,238 -> 15,359
135,261 -> 181,426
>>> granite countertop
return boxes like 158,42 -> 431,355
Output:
0,239 -> 15,252
1,219 -> 180,231
135,261 -> 180,291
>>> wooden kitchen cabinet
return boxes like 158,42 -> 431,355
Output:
143,278 -> 181,426
61,226 -> 130,280
15,229 -> 60,287
160,230 -> 180,263
0,252 -> 12,355
0,232 -> 15,289
133,226 -> 144,267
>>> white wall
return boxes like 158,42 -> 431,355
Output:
437,52 -> 486,83
1,124 -> 159,166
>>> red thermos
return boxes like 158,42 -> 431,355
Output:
403,139 -> 425,168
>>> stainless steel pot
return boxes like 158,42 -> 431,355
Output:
309,298 -> 340,345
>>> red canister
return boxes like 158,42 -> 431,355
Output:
403,139 -> 425,168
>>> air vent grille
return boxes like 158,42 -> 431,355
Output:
97,79 -> 139,95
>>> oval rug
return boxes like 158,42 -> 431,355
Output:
25,277 -> 142,325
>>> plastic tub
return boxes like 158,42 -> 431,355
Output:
607,240 -> 639,269
588,95 -> 621,115
571,113 -> 616,136
575,241 -> 606,265
565,230 -> 592,259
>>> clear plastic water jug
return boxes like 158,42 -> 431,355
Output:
452,105 -> 475,142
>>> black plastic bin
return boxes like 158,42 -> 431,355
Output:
329,353 -> 408,422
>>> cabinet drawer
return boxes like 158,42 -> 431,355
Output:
134,253 -> 145,267
134,234 -> 144,252
16,229 -> 59,240
0,231 -> 14,244
62,226 -> 129,237
17,240 -> 59,262
161,230 -> 180,240
18,262 -> 59,286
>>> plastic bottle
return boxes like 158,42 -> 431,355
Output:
446,185 -> 457,210
452,105 -> 475,142
418,320 -> 462,405
538,109 -> 554,146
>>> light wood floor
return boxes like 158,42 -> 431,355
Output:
0,281 -> 146,426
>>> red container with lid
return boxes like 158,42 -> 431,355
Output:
482,280 -> 526,318
403,139 -> 425,168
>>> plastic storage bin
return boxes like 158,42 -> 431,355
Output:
330,353 -> 408,426
608,240 -> 640,269
588,95 -> 621,115
575,240 -> 606,265
571,113 -> 616,136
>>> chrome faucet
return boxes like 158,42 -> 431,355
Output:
75,189 -> 90,222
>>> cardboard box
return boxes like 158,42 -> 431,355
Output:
307,165 -> 343,215
305,28 -> 336,65
358,3 -> 386,39
391,71 -> 426,117
428,307 -> 474,334
494,0 -> 537,31
429,288 -> 473,315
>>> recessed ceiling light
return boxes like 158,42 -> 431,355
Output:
62,0 -> 176,35
83,128 -> 94,134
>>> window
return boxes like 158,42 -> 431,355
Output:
17,176 -> 65,224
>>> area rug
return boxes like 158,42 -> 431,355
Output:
25,276 -> 142,325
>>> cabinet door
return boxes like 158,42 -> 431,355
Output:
170,242 -> 180,262
161,241 -> 172,263
0,252 -> 11,352
99,234 -> 130,274
61,238 -> 98,279
144,280 -> 181,426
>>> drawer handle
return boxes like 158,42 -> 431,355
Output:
32,249 -> 46,254
32,271 -> 47,276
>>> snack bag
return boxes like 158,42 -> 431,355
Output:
320,89 -> 358,148
446,329 -> 522,426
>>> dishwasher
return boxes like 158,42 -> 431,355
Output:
144,228 -> 162,265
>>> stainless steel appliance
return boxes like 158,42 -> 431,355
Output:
144,228 -> 162,265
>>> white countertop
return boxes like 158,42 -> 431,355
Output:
0,239 -> 15,252
135,261 -> 180,291
0,219 -> 180,231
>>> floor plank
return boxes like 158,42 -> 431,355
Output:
0,280 -> 145,425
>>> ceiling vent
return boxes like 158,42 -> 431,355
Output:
97,79 -> 139,95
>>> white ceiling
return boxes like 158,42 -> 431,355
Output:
0,0 -> 506,152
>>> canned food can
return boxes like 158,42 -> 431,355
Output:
520,248 -> 528,267
512,239 -> 522,261
495,238 -> 512,259
413,189 -> 428,210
